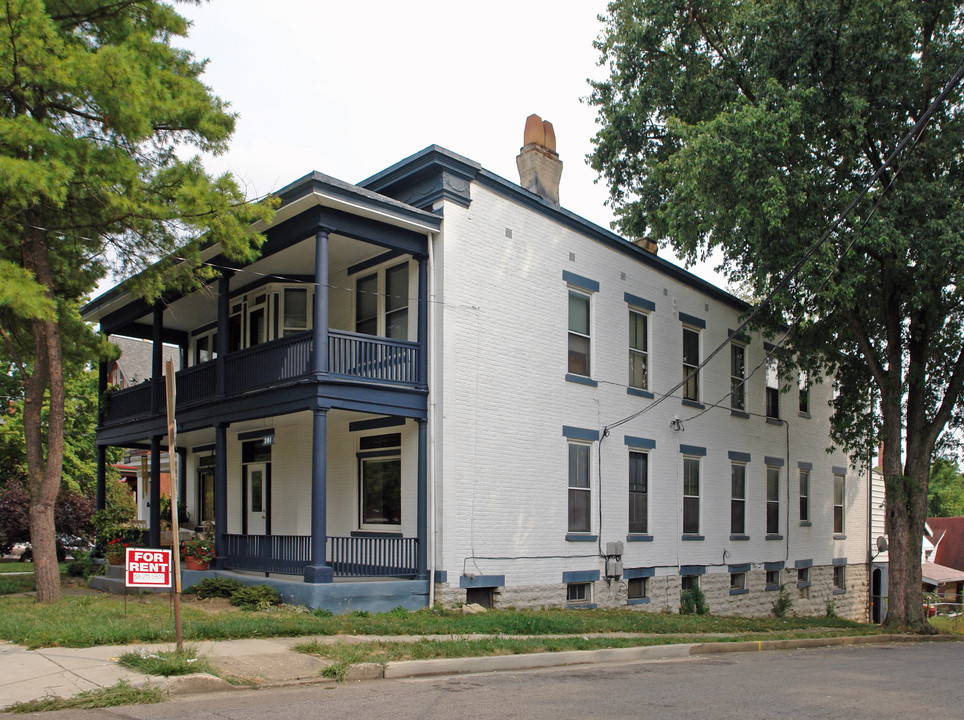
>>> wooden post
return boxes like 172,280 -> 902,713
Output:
164,359 -> 183,652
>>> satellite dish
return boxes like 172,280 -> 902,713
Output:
876,536 -> 888,552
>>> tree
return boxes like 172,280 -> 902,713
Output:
0,1 -> 273,603
928,458 -> 964,517
589,0 -> 964,629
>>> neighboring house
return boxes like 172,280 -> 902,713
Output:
81,116 -> 870,617
923,517 -> 964,604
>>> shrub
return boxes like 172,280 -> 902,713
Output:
189,577 -> 244,599
771,585 -> 793,618
229,584 -> 282,610
312,608 -> 334,618
825,599 -> 837,618
680,586 -> 709,615
67,558 -> 104,579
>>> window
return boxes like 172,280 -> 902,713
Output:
628,451 -> 648,534
629,310 -> 648,389
229,302 -> 244,352
628,577 -> 648,600
682,457 -> 700,534
766,358 -> 780,418
766,466 -> 780,534
765,570 -> 780,589
730,344 -> 746,411
568,442 -> 591,533
355,273 -> 378,336
731,463 -> 746,534
196,455 -> 215,523
567,582 -> 591,604
568,290 -> 591,376
798,372 -> 810,414
682,327 -> 700,401
833,565 -> 846,591
248,294 -> 267,347
730,572 -> 746,591
384,263 -> 409,340
282,288 -> 308,336
192,331 -> 215,365
797,567 -> 810,586
834,474 -> 845,533
359,433 -> 401,527
799,469 -> 810,522
681,575 -> 699,592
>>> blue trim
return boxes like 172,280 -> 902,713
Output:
766,534 -> 784,541
627,598 -> 651,606
566,374 -> 598,387
681,535 -> 705,541
797,461 -> 813,470
798,411 -> 812,419
730,534 -> 750,541
800,521 -> 813,527
237,428 -> 274,441
765,561 -> 785,571
349,416 -> 406,432
833,589 -> 847,595
763,341 -> 777,352
566,534 -> 598,542
728,329 -> 750,344
730,410 -> 750,419
562,569 -> 600,583
627,387 -> 655,399
798,581 -> 812,588
624,292 -> 656,311
562,270 -> 599,293
764,456 -> 785,467
192,443 -> 216,454
729,589 -> 750,596
433,570 -> 447,583
624,435 -> 656,450
357,449 -> 401,460
795,559 -> 813,569
679,565 -> 706,576
350,531 -> 402,538
460,574 -> 505,589
832,466 -> 848,475
347,249 -> 403,277
728,451 -> 751,463
623,567 -> 655,579
626,534 -> 654,542
834,534 -> 847,540
833,557 -> 848,566
679,444 -> 706,456
563,426 -> 599,441
766,418 -> 784,426
569,603 -> 598,610
728,564 -> 751,573
678,312 -> 706,329
681,399 -> 705,410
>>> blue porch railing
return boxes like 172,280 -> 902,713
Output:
222,534 -> 418,578
328,330 -> 420,385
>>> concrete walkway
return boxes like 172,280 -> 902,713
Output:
1,633 -> 959,710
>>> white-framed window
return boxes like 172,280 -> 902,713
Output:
731,463 -> 746,535
730,343 -> 746,411
282,287 -> 310,336
628,451 -> 648,534
354,261 -> 411,340
833,565 -> 846,591
384,262 -> 409,340
730,572 -> 746,591
567,582 -> 592,604
628,577 -> 648,600
765,569 -> 780,589
629,309 -> 649,390
568,290 -> 591,377
682,326 -> 700,401
568,442 -> 591,533
191,329 -> 216,365
799,469 -> 810,522
766,466 -> 780,534
798,371 -> 810,414
229,300 -> 245,352
834,473 -> 845,533
682,457 -> 700,534
766,358 -> 780,419
358,433 -> 402,529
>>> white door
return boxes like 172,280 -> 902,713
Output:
246,463 -> 267,535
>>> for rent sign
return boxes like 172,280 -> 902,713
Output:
125,548 -> 172,588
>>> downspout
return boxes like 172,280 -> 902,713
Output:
428,229 -> 437,609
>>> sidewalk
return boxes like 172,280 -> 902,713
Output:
1,633 -> 960,710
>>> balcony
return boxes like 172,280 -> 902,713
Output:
102,329 -> 422,425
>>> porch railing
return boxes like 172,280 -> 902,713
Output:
176,362 -> 217,406
329,330 -> 420,385
103,383 -> 152,423
224,331 -> 312,394
221,534 -> 418,578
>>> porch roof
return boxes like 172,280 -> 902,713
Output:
922,561 -> 964,586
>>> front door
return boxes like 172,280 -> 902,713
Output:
246,463 -> 267,535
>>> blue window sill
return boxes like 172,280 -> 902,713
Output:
799,521 -> 812,527
766,417 -> 783,426
682,399 -> 705,409
566,534 -> 598,542
567,603 -> 597,610
765,585 -> 780,592
798,582 -> 811,589
730,409 -> 749,419
766,534 -> 783,541
834,534 -> 847,540
681,535 -> 704,541
729,589 -> 749,596
833,589 -> 847,595
798,411 -> 812,419
626,534 -> 653,542
565,374 -> 598,387
627,387 -> 654,399
627,597 -> 651,605
730,534 -> 750,541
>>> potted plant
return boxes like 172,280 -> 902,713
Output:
103,538 -> 129,566
181,534 -> 215,571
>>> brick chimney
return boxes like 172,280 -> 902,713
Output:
516,114 -> 562,205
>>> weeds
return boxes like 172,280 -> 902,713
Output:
118,645 -> 214,676
3,681 -> 165,713
771,585 -> 793,618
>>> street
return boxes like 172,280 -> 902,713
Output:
51,641 -> 963,719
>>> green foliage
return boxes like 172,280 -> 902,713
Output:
4,681 -> 165,713
228,584 -> 282,611
189,577 -> 244,599
771,585 -> 794,618
180,533 -> 215,562
312,607 -> 334,618
0,479 -> 94,555
66,557 -> 103,580
825,599 -> 838,618
679,586 -> 709,615
92,475 -> 137,546
118,645 -> 213,677
928,457 -> 964,517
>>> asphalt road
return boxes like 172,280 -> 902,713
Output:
53,641 -> 962,720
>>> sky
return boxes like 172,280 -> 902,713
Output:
153,0 -> 727,289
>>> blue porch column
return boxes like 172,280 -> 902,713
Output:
216,271 -> 232,397
312,229 -> 329,375
149,435 -> 161,547
304,406 -> 333,583
214,421 -> 228,568
417,418 -> 428,579
417,255 -> 428,386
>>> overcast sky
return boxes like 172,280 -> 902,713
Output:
161,0 -> 726,288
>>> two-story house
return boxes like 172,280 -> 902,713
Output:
82,116 -> 870,618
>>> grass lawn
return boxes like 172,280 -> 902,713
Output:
0,592 -> 877,649
0,564 -> 75,595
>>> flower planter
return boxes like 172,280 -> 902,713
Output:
184,556 -> 209,571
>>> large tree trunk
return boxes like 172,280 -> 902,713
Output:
21,228 -> 65,604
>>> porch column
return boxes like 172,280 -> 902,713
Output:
216,271 -> 232,397
214,421 -> 228,568
304,407 -> 333,583
177,447 -> 187,517
150,304 -> 163,413
416,418 -> 428,579
149,435 -> 161,547
312,229 -> 329,375
417,254 -> 428,386
96,356 -> 107,511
